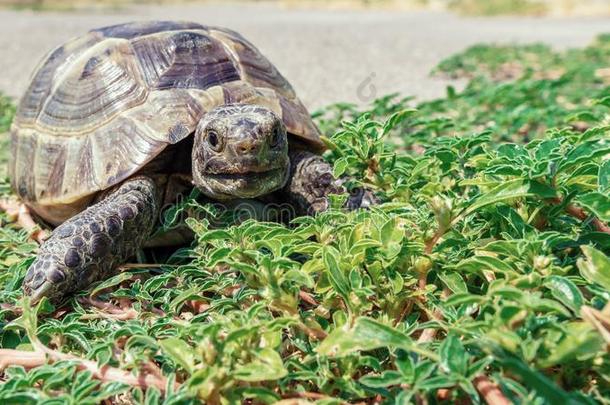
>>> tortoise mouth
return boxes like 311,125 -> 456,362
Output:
195,165 -> 290,199
206,167 -> 284,181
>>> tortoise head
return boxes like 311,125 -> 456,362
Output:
192,104 -> 290,199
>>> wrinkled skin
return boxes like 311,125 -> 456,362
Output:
23,104 -> 376,303
23,177 -> 159,302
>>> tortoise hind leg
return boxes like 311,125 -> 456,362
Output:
23,176 -> 160,303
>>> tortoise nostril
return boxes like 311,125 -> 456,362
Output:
236,141 -> 258,155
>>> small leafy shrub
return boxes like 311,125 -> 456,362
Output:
0,93 -> 14,133
0,94 -> 15,178
447,0 -> 547,16
0,35 -> 608,404
316,34 -> 610,144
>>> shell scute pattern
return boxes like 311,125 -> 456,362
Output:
93,20 -> 204,39
132,30 -> 240,91
123,89 -> 203,144
208,28 -> 295,100
80,55 -> 102,79
16,33 -> 103,126
36,39 -> 148,134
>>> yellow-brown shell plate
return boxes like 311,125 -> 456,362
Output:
10,21 -> 323,223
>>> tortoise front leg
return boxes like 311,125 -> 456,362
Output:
283,150 -> 378,216
23,176 -> 160,303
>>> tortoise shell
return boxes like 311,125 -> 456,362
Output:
10,21 -> 323,225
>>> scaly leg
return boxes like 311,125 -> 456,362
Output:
22,176 -> 160,303
0,199 -> 49,243
283,150 -> 378,216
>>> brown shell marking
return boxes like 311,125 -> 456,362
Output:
17,32 -> 102,125
208,28 -> 296,100
92,20 -> 204,39
35,39 -> 148,134
134,30 -> 241,91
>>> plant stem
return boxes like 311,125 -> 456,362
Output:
564,203 -> 610,234
417,287 -> 451,344
550,197 -> 610,234
424,225 -> 446,255
0,348 -> 173,391
473,375 -> 511,405
299,290 -> 319,306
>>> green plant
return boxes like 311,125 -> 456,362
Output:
0,94 -> 14,179
316,35 -> 610,145
0,35 -> 608,404
447,0 -> 547,16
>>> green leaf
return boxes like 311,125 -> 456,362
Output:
395,352 -> 415,381
439,334 -> 469,375
499,354 -> 581,404
418,375 -> 456,390
379,217 -> 404,260
322,247 -> 351,303
540,323 -> 603,367
543,276 -> 584,313
382,109 -> 417,136
600,159 -> 610,191
577,192 -> 610,222
559,140 -> 610,173
593,95 -> 610,108
444,293 -> 484,307
317,317 -> 415,357
527,296 -> 572,318
333,157 -> 350,178
577,245 -> 610,290
159,338 -> 196,374
234,348 -> 287,382
455,256 -> 516,275
348,238 -> 382,256
169,287 -> 205,313
89,272 -> 138,298
437,272 -> 468,294
6,297 -> 46,344
459,179 -> 557,219
236,387 -> 281,404
359,370 -> 403,388
355,317 -> 414,349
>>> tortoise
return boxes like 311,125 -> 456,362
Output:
8,21 -> 375,303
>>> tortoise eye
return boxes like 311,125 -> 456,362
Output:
207,130 -> 222,151
270,125 -> 282,148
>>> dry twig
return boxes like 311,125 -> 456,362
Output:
0,347 -> 173,391
299,290 -> 319,306
473,375 -> 512,405
0,199 -> 49,243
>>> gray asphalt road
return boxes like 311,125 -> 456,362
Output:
1,3 -> 610,110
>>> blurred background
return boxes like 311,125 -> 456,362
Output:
0,0 -> 609,110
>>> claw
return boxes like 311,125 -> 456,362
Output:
28,280 -> 55,305
345,187 -> 380,211
23,255 -> 69,304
